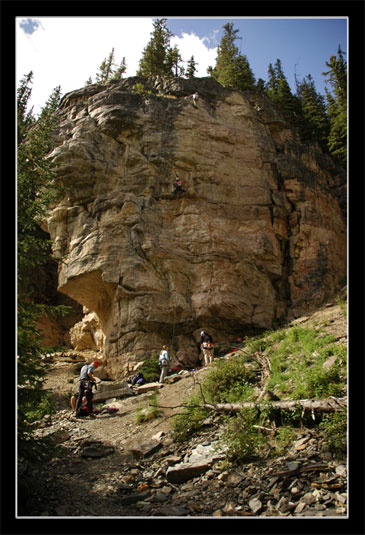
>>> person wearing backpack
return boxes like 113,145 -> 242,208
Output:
158,345 -> 170,383
200,330 -> 214,366
75,360 -> 99,415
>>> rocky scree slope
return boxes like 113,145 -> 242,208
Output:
44,76 -> 346,378
23,298 -> 348,518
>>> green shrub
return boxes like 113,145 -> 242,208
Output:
133,82 -> 146,94
24,391 -> 55,423
202,356 -> 258,403
319,408 -> 347,458
172,394 -> 209,442
137,355 -> 160,383
273,426 -> 296,456
220,409 -> 266,462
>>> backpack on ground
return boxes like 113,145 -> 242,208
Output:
76,406 -> 89,417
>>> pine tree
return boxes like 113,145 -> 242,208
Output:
186,55 -> 198,78
265,62 -> 279,98
17,75 -> 70,464
111,56 -> 127,81
276,78 -> 301,118
322,46 -> 347,166
137,18 -> 175,77
96,48 -> 115,83
91,49 -> 127,85
266,59 -> 300,119
256,78 -> 266,93
167,45 -> 184,77
208,23 -> 256,91
17,71 -> 36,144
274,58 -> 286,82
296,74 -> 330,150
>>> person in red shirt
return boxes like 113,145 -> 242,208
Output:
172,175 -> 187,196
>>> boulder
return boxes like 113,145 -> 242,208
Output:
128,440 -> 162,459
70,311 -> 105,351
166,462 -> 211,484
93,384 -> 133,402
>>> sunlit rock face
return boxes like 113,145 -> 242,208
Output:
46,76 -> 346,377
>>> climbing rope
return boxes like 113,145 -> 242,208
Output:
170,279 -> 177,361
169,188 -> 186,360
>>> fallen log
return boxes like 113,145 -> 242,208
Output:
154,396 -> 347,414
202,396 -> 347,414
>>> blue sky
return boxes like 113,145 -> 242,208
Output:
16,17 -> 347,116
167,18 -> 347,94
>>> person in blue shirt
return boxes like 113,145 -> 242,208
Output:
75,360 -> 99,415
131,372 -> 146,386
158,345 -> 170,383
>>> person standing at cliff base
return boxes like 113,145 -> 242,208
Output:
200,330 -> 214,366
159,345 -> 170,383
75,360 -> 99,414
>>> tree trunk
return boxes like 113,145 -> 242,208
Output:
202,396 -> 347,414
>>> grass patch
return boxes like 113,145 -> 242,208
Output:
170,314 -> 347,464
263,326 -> 346,399
135,393 -> 161,424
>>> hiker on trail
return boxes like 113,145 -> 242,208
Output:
159,345 -> 170,383
200,330 -> 214,366
192,92 -> 199,108
172,175 -> 187,196
75,360 -> 99,415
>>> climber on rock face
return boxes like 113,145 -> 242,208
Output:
172,175 -> 187,196
192,92 -> 199,108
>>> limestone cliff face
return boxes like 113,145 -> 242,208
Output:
46,76 -> 346,377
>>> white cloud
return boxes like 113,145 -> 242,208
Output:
171,32 -> 217,76
16,18 -> 218,115
201,28 -> 220,48
16,17 -> 154,114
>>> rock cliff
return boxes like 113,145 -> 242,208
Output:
45,76 -> 346,377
